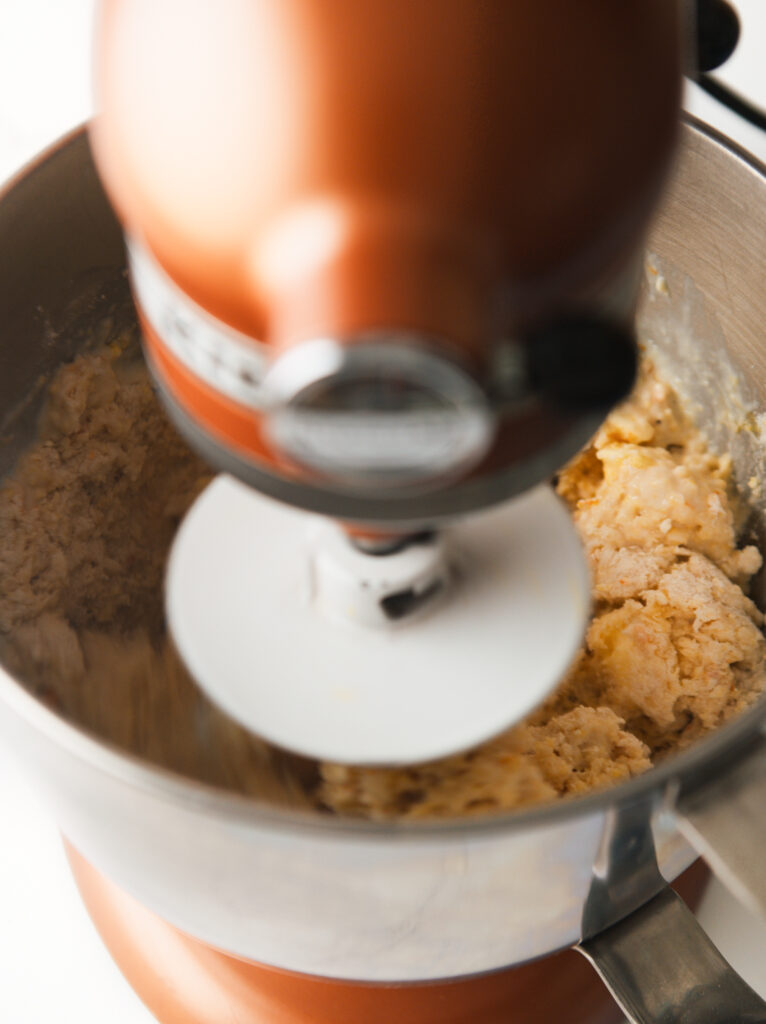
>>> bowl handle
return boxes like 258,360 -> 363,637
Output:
575,734 -> 766,1023
578,885 -> 766,1023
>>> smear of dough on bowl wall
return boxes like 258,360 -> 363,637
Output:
0,276 -> 764,820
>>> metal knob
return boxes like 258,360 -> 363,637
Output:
263,335 -> 495,489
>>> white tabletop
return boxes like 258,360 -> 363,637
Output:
0,3 -> 766,1021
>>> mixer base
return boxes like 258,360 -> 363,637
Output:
64,842 -> 709,1024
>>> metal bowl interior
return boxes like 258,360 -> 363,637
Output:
2,120 -> 766,830
0,120 -> 764,980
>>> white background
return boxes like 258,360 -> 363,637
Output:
0,2 -> 765,1021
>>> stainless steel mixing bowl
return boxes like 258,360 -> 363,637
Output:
1,120 -> 766,1023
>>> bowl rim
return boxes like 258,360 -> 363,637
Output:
1,114 -> 765,844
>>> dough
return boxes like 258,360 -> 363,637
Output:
0,344 -> 312,807
0,345 -> 763,819
319,368 -> 766,818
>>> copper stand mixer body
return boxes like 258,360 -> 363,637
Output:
92,0 -> 681,521
2,121 -> 766,1001
3,1 -> 766,1020
88,0 -> 683,769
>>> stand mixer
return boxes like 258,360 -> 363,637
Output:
6,3 -> 766,1022
91,0 -> 679,765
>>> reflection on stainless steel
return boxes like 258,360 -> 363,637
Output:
0,120 -> 765,1007
580,793 -> 766,1021
676,733 -> 766,917
581,801 -> 666,939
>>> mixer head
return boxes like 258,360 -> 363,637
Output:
92,0 -> 682,764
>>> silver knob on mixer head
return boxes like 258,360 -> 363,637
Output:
263,335 -> 495,490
